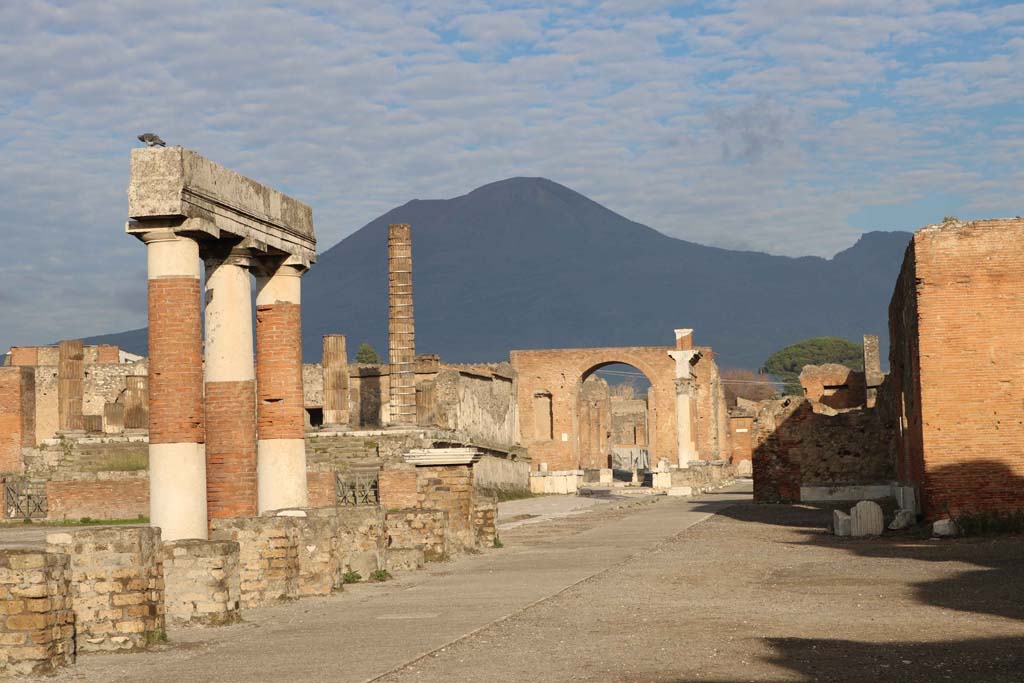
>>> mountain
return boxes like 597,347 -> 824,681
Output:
86,177 -> 912,370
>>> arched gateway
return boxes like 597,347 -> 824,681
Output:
510,330 -> 726,472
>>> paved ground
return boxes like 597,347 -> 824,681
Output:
45,485 -> 1024,682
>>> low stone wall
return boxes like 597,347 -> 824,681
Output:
333,506 -> 386,579
473,497 -> 497,548
45,475 -> 148,521
159,540 -> 241,627
209,517 -> 299,609
529,470 -> 584,494
0,550 -> 74,677
417,465 -> 475,550
386,509 -> 447,562
291,513 -> 343,597
46,526 -> 164,653
474,454 -> 530,492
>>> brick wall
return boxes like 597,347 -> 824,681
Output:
45,476 -> 148,521
728,413 -> 754,464
889,219 -> 1024,518
417,465 -> 475,550
46,527 -> 164,653
0,550 -> 74,676
379,467 -> 418,509
386,509 -> 448,561
306,471 -> 336,507
0,366 -> 34,473
799,364 -> 867,410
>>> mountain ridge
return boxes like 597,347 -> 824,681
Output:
84,177 -> 912,370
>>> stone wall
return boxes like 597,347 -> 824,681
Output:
209,517 -> 299,608
386,509 -> 448,562
83,362 -> 148,422
430,365 -> 517,449
159,540 -> 241,627
799,364 -> 867,410
416,465 -> 475,550
611,397 -> 647,447
751,397 -> 897,504
473,454 -> 530,492
889,218 -> 1024,518
473,497 -> 497,548
46,527 -> 164,653
0,550 -> 74,676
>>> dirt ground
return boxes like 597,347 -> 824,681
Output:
380,501 -> 1024,683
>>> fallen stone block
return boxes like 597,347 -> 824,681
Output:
850,500 -> 884,537
888,509 -> 915,531
932,518 -> 958,537
833,510 -> 851,537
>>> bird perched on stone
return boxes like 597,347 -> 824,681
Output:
137,133 -> 166,147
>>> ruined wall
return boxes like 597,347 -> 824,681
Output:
728,412 -> 754,465
82,361 -> 147,419
889,219 -> 1024,518
160,540 -> 241,626
45,475 -> 149,521
510,346 -> 680,471
577,375 -> 611,469
473,454 -> 530,491
0,549 -> 74,676
752,397 -> 897,504
386,509 -> 448,561
611,397 -> 647,447
799,363 -> 866,410
0,366 -> 34,472
417,465 -> 475,550
430,365 -> 517,448
693,351 -> 729,460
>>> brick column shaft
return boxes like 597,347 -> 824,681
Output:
255,263 -> 308,513
322,334 -> 349,426
204,249 -> 258,520
144,230 -> 207,541
388,223 -> 416,426
57,339 -> 84,432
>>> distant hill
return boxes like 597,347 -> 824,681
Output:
86,177 -> 912,371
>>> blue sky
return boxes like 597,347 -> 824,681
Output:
0,0 -> 1022,352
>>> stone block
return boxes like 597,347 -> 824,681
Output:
599,468 -> 613,484
850,501 -> 884,537
832,510 -> 851,537
386,548 -> 424,572
932,519 -> 958,537
888,509 -> 915,530
666,486 -> 693,497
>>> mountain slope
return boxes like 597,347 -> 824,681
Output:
87,177 -> 912,370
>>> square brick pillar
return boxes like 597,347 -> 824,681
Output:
57,340 -> 84,433
141,229 -> 207,541
322,334 -> 349,427
203,246 -> 258,520
254,261 -> 308,513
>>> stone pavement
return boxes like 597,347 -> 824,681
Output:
52,485 -> 750,682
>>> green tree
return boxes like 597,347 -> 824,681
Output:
354,342 -> 382,364
761,337 -> 863,394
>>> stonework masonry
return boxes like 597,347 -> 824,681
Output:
46,527 -> 164,653
159,540 -> 241,627
889,218 -> 1024,518
0,550 -> 74,677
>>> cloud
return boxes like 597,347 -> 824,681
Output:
0,0 -> 1021,353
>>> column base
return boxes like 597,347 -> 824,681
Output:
257,438 -> 308,513
150,443 -> 208,541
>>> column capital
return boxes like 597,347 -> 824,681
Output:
202,244 -> 254,270
136,227 -> 191,245
252,255 -> 308,279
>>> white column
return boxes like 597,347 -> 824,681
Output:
254,262 -> 308,513
669,330 -> 701,468
142,229 -> 208,541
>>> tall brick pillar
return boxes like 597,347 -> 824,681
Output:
57,340 -> 84,433
142,229 -> 207,541
322,334 -> 349,427
254,261 -> 308,513
203,246 -> 258,520
669,328 -> 700,467
388,223 -> 416,426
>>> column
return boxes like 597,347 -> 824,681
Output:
124,376 -> 149,430
143,229 -> 207,541
388,223 -> 416,426
204,246 -> 258,520
254,261 -> 308,513
668,328 -> 700,467
57,340 -> 84,433
322,334 -> 349,427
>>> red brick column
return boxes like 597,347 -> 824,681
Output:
254,262 -> 308,513
203,247 -> 258,520
142,229 -> 207,541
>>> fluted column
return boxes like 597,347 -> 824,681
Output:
143,229 -> 207,541
254,261 -> 308,513
388,223 -> 416,426
203,246 -> 258,520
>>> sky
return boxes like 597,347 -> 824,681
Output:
0,0 -> 1022,353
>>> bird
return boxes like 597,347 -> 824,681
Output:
137,133 -> 166,147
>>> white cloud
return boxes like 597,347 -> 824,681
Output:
0,0 -> 1021,352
